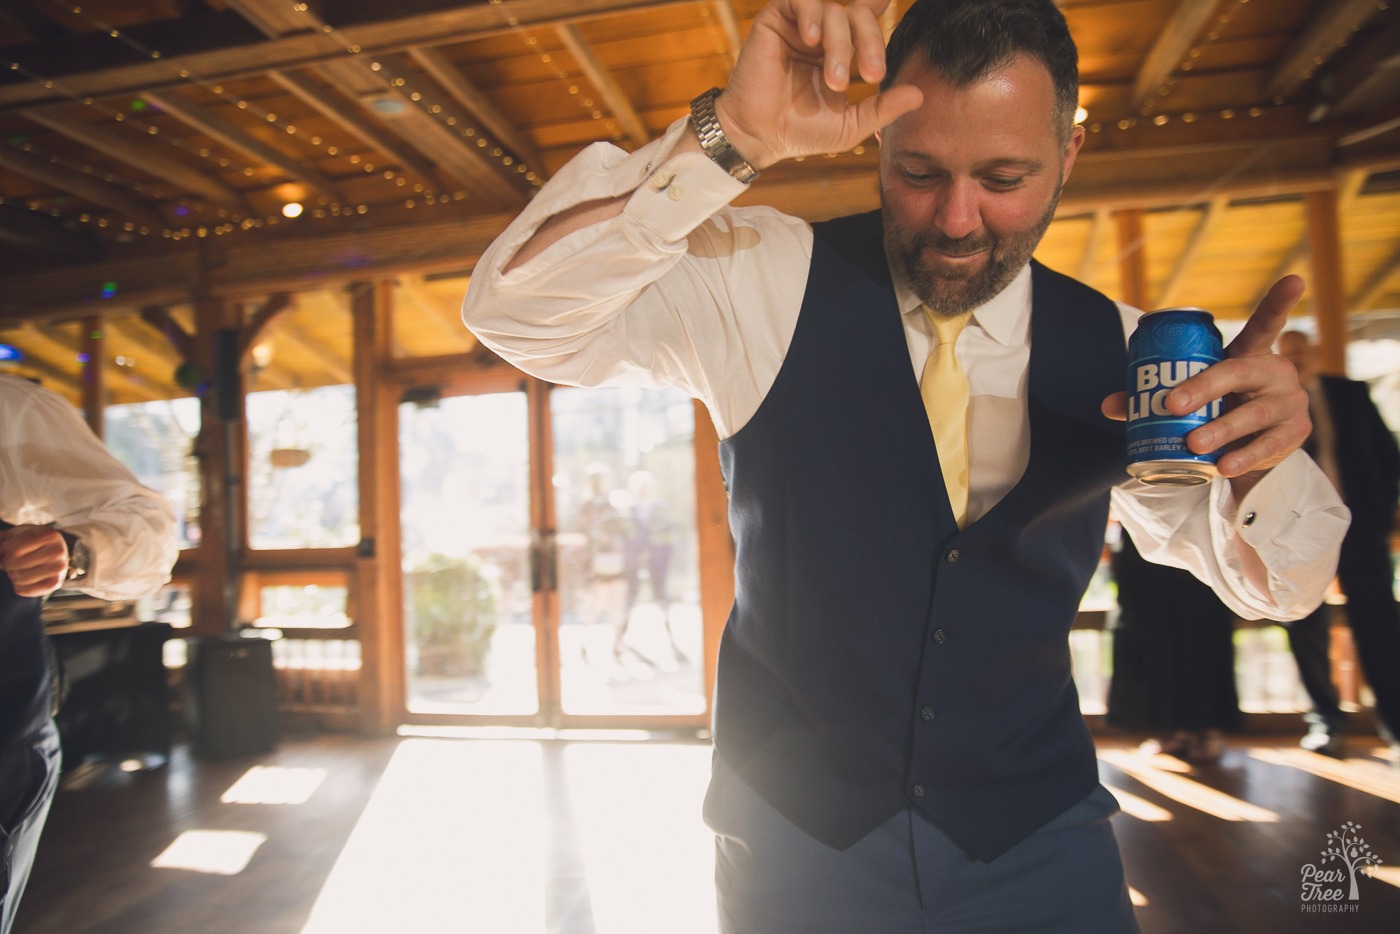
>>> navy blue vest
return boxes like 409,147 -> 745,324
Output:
713,211 -> 1127,861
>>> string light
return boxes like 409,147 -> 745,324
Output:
486,0 -> 629,175
2,0 -> 532,240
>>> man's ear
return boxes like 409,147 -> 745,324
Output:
1061,124 -> 1086,184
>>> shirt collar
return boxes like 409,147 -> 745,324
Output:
892,258 -> 1033,347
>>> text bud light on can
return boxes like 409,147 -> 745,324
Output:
1125,307 -> 1224,485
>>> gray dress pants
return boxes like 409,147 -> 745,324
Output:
706,755 -> 1140,934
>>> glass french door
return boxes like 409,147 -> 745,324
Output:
397,382 -> 707,725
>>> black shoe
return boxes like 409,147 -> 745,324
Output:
1300,724 -> 1346,757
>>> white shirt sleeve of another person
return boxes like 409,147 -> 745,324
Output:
6,381 -> 178,601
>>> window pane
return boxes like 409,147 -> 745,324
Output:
247,385 -> 359,549
552,386 -> 706,716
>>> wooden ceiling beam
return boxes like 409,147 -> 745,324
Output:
395,275 -> 477,351
140,305 -> 196,364
141,90 -> 343,202
268,69 -> 445,190
1266,0 -> 1390,102
219,0 -> 312,35
1352,244 -> 1400,313
0,142 -> 167,227
265,318 -> 353,385
0,201 -> 103,263
0,0 -> 695,113
1252,170 -> 1370,308
1155,195 -> 1229,309
21,108 -> 249,211
1131,0 -> 1227,114
1321,12 -> 1400,119
407,46 -> 549,177
242,292 -> 295,357
344,52 -> 530,208
555,24 -> 650,148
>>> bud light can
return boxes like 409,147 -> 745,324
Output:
1125,307 -> 1224,485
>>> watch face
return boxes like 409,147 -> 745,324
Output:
67,537 -> 90,580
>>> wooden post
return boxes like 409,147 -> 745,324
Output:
80,314 -> 104,437
190,293 -> 243,637
352,280 -> 403,733
1116,209 -> 1150,310
692,401 -> 733,712
1305,189 -> 1348,376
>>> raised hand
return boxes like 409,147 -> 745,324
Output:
715,0 -> 924,171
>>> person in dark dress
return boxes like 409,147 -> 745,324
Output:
1107,526 -> 1241,762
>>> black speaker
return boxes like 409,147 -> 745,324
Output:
213,327 -> 243,422
184,636 -> 280,759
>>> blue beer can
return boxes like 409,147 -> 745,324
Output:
1125,307 -> 1224,485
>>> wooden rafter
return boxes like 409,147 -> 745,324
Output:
1266,0 -> 1390,102
0,141 -> 166,227
1131,0 -> 1227,113
140,90 -> 342,201
344,52 -> 531,208
139,305 -> 196,364
1156,196 -> 1229,309
0,0 -> 695,113
268,70 -> 445,189
408,46 -> 548,176
1254,170 -> 1370,307
1352,244 -> 1400,312
555,24 -> 650,148
21,108 -> 248,210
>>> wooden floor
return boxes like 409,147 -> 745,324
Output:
12,729 -> 1400,934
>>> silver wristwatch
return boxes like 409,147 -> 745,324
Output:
689,87 -> 759,185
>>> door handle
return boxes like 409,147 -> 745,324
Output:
530,528 -> 558,594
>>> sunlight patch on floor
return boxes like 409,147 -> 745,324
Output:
1103,783 -> 1173,822
298,737 -> 716,934
300,739 -> 548,933
151,830 -> 267,876
1098,750 -> 1279,822
221,765 -> 328,805
1248,747 -> 1400,806
562,743 -> 716,934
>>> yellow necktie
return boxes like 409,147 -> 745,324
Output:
920,308 -> 971,527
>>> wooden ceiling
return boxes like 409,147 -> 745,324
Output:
0,0 -> 1398,406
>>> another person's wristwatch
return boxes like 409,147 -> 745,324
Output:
59,531 -> 90,583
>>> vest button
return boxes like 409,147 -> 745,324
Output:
1242,511 -> 1257,528
920,706 -> 936,721
912,784 -> 926,798
931,628 -> 948,645
945,548 -> 961,564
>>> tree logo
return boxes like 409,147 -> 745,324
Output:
1300,821 -> 1384,913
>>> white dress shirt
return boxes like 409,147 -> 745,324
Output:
1,375 -> 178,600
464,116 -> 1349,621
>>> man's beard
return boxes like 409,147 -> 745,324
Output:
882,184 -> 1061,317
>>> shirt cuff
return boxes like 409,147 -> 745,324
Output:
623,117 -> 751,243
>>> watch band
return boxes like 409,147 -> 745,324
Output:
689,88 -> 759,185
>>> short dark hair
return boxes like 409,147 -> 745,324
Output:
881,0 -> 1080,141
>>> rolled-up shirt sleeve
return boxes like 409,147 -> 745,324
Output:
1112,450 -> 1350,621
460,116 -> 810,439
